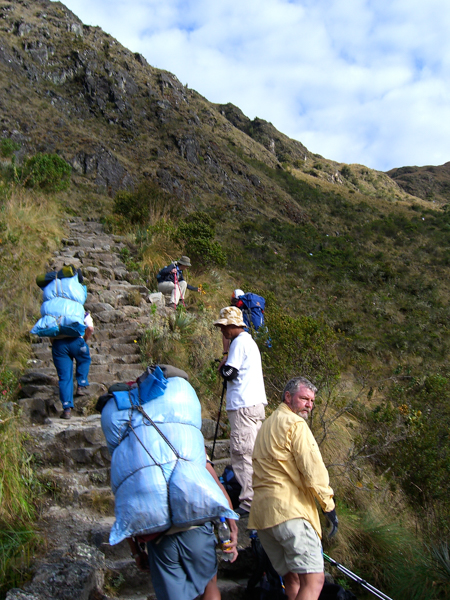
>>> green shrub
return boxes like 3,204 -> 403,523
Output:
177,211 -> 226,267
102,213 -> 129,234
177,211 -> 216,240
359,371 -> 450,539
0,139 -> 20,159
261,292 -> 340,403
185,237 -> 226,267
338,165 -> 359,187
23,153 -> 71,192
114,181 -> 174,226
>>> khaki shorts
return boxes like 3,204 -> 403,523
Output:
258,518 -> 323,576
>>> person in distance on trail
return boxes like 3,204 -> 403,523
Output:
231,288 -> 245,308
248,376 -> 338,600
214,306 -> 267,517
157,255 -> 200,309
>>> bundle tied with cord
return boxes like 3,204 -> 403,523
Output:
30,269 -> 87,338
101,366 -> 238,545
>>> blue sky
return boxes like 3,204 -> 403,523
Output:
57,0 -> 450,171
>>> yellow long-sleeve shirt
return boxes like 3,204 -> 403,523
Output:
248,402 -> 334,538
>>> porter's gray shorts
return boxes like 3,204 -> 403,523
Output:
146,522 -> 217,600
257,518 -> 324,576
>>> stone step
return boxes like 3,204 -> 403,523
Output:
93,343 -> 140,356
88,363 -> 143,376
25,416 -> 111,469
93,369 -> 144,387
91,354 -> 141,366
26,351 -> 141,369
205,439 -> 230,461
67,221 -> 105,233
64,236 -> 116,246
77,486 -> 115,512
29,348 -> 52,361
19,363 -> 142,378
105,558 -> 156,600
26,415 -> 111,472
95,334 -> 142,345
17,382 -> 107,423
107,283 -> 150,293
39,467 -> 111,502
26,358 -> 51,369
93,324 -> 144,339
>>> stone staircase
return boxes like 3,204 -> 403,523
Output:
9,219 -> 251,600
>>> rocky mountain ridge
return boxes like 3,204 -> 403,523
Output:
0,0 -> 420,223
387,161 -> 450,204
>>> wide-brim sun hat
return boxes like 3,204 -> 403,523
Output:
213,306 -> 246,327
178,256 -> 191,267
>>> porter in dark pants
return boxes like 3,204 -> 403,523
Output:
51,336 -> 91,411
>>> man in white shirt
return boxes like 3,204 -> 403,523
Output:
214,306 -> 267,516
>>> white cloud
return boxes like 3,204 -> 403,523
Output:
56,0 -> 450,171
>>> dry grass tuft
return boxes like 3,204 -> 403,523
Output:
88,490 -> 115,516
0,186 -> 63,367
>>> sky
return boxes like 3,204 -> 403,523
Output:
56,0 -> 450,172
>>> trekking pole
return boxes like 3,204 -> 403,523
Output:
211,379 -> 227,462
323,554 -> 393,600
173,270 -> 186,308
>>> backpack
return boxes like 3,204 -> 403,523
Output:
246,530 -> 286,599
36,265 -> 83,289
156,263 -> 178,284
237,293 -> 265,331
219,465 -> 241,510
237,293 -> 272,348
30,273 -> 87,338
156,267 -> 165,283
101,367 -> 238,545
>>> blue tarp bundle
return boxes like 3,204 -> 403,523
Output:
101,368 -> 238,545
30,274 -> 87,338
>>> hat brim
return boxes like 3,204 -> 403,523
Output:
213,319 -> 227,326
213,319 -> 246,327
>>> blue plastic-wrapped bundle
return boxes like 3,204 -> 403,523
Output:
30,275 -> 87,338
101,368 -> 238,545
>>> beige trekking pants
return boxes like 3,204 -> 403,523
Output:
228,403 -> 266,512
158,280 -> 187,305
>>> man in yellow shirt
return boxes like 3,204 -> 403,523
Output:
248,376 -> 337,600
